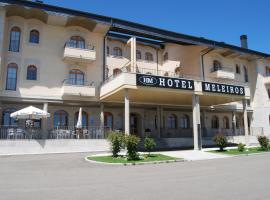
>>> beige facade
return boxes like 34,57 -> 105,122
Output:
0,1 -> 269,150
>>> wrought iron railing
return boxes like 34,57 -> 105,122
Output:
62,79 -> 95,87
64,41 -> 95,51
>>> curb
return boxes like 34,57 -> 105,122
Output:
85,156 -> 185,166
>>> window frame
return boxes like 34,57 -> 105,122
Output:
29,29 -> 40,44
6,63 -> 18,91
53,110 -> 68,128
26,65 -> 37,80
167,114 -> 177,129
9,26 -> 21,52
113,47 -> 123,57
68,69 -> 85,85
145,52 -> 154,62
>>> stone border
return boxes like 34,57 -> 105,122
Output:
84,156 -> 185,166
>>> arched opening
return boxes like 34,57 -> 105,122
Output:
104,112 -> 113,129
6,63 -> 18,91
69,69 -> 84,85
2,108 -> 18,126
54,110 -> 68,128
179,114 -> 190,129
167,114 -> 177,129
130,113 -> 141,136
75,111 -> 88,128
69,36 -> 85,49
113,47 -> 122,57
136,50 -> 141,60
145,52 -> 153,62
213,60 -> 222,71
211,116 -> 219,129
29,29 -> 39,44
9,26 -> 21,52
223,116 -> 230,129
27,65 -> 37,80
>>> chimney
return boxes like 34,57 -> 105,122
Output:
240,35 -> 248,49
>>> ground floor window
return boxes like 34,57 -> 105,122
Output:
167,114 -> 177,129
223,116 -> 229,129
212,116 -> 219,129
54,110 -> 68,128
74,111 -> 88,127
2,108 -> 17,126
179,115 -> 189,129
25,119 -> 41,129
104,112 -> 113,128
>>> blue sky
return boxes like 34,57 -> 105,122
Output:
45,0 -> 270,53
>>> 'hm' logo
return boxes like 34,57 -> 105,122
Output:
139,75 -> 157,86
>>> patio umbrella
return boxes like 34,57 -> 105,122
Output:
76,107 -> 83,129
10,106 -> 50,119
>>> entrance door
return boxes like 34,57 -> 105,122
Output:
130,113 -> 138,135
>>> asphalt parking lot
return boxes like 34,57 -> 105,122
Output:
0,152 -> 270,200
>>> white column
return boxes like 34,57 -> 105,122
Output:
42,102 -> 48,139
243,100 -> 249,146
124,89 -> 130,135
232,112 -> 236,135
192,94 -> 201,150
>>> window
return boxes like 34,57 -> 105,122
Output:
113,68 -> 122,76
2,108 -> 18,126
211,116 -> 219,129
6,63 -> 18,91
244,66 -> 248,82
213,60 -> 222,71
9,27 -> 21,52
268,89 -> 270,99
54,110 -> 68,128
26,65 -> 37,80
236,64 -> 241,74
104,112 -> 113,128
113,47 -> 122,57
236,117 -> 240,129
266,66 -> 270,77
167,114 -> 177,129
29,30 -> 39,44
69,36 -> 85,49
223,116 -> 229,129
163,52 -> 168,62
105,67 -> 109,79
75,111 -> 88,128
69,69 -> 84,85
179,115 -> 189,129
136,50 -> 141,60
106,46 -> 110,55
145,52 -> 153,62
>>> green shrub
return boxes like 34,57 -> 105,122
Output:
238,143 -> 246,152
257,135 -> 269,151
144,137 -> 156,156
107,132 -> 124,157
125,134 -> 140,160
213,133 -> 228,151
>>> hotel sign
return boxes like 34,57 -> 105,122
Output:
136,74 -> 194,91
202,82 -> 245,96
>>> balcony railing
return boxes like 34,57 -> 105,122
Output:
64,41 -> 95,51
103,66 -> 249,87
62,79 -> 95,87
0,126 -> 111,140
210,66 -> 233,73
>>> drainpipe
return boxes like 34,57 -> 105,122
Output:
102,35 -> 107,81
200,47 -> 215,81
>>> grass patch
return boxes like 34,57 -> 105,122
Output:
209,147 -> 269,155
87,154 -> 180,164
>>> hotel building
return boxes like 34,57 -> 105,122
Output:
0,0 -> 269,153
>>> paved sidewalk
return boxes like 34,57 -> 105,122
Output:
156,150 -> 230,161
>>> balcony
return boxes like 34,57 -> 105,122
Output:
210,67 -> 235,80
61,79 -> 96,98
63,42 -> 96,64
